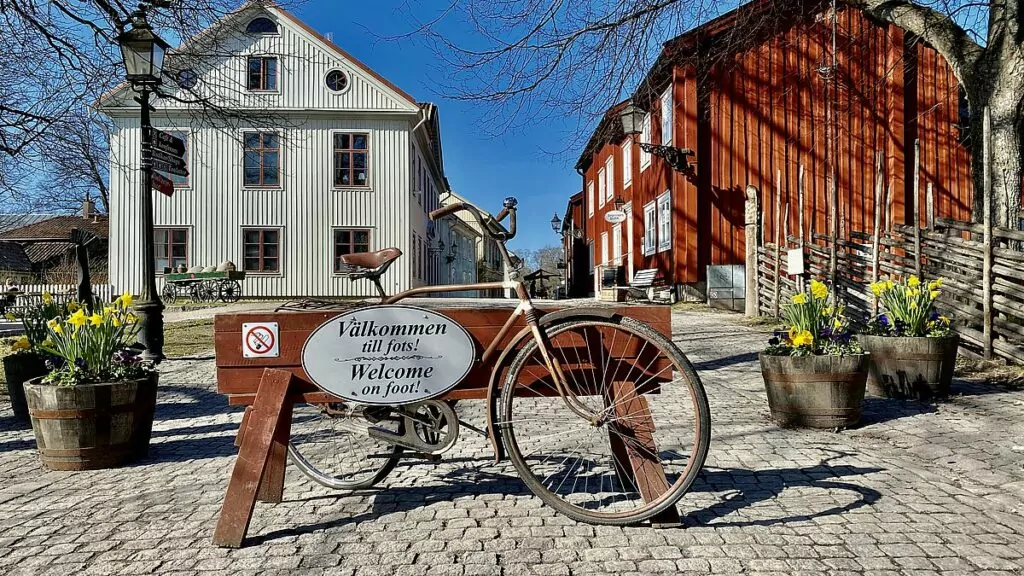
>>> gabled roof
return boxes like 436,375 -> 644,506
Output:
98,0 -> 419,110
0,214 -> 58,234
0,242 -> 34,273
0,215 -> 109,242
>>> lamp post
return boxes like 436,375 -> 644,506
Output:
117,7 -> 170,363
618,100 -> 695,174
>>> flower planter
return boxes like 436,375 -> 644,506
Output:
2,353 -> 48,423
23,373 -> 158,470
859,334 -> 959,400
760,353 -> 869,429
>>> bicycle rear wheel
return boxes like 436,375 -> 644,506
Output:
288,401 -> 403,490
498,316 -> 710,525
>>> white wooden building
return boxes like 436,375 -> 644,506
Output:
100,2 -> 454,298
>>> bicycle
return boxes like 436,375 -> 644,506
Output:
285,197 -> 711,525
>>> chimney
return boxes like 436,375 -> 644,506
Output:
82,199 -> 95,219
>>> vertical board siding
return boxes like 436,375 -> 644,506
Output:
578,5 -> 973,289
106,9 -> 453,299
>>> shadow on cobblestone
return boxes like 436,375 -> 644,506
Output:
692,351 -> 760,371
155,385 -> 237,419
0,412 -> 30,433
860,395 -> 937,425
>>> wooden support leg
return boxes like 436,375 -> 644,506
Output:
213,368 -> 294,548
257,400 -> 293,503
610,380 -> 681,527
234,405 -> 253,447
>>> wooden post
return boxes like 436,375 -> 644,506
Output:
773,170 -> 782,317
885,184 -> 893,233
744,185 -> 761,317
983,107 -> 993,359
797,165 -> 805,292
829,171 -> 838,284
213,368 -> 295,548
912,139 -> 922,277
871,152 -> 884,317
925,182 -> 935,230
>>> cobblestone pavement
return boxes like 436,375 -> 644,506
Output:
1,308 -> 1023,575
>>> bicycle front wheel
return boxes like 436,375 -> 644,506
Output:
498,316 -> 710,525
288,401 -> 403,490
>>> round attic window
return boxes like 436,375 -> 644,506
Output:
325,69 -> 350,93
177,69 -> 198,89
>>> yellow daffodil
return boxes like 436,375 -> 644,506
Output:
787,326 -> 799,343
792,293 -> 808,304
47,318 -> 58,329
939,315 -> 950,324
112,316 -> 122,327
42,291 -> 53,304
792,330 -> 814,347
832,318 -> 843,329
124,313 -> 138,325
89,313 -> 103,326
824,306 -> 834,315
930,290 -> 940,299
928,278 -> 943,291
68,309 -> 87,328
119,291 -> 133,308
909,301 -> 918,310
810,280 -> 828,300
103,306 -> 115,317
870,282 -> 885,296
12,336 -> 30,351
909,288 -> 921,297
908,275 -> 921,287
886,279 -> 894,290
67,301 -> 80,313
53,324 -> 63,334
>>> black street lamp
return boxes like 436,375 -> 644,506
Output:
550,213 -> 562,233
618,100 -> 695,175
117,7 -> 170,363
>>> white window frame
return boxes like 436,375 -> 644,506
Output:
657,190 -> 672,252
660,88 -> 673,145
622,137 -> 633,188
600,231 -> 609,266
587,181 -> 595,217
643,201 -> 656,256
640,115 -> 652,170
597,167 -> 606,208
612,223 -> 622,265
604,156 -> 614,203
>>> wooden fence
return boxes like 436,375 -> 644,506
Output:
754,216 -> 1024,363
2,284 -> 117,316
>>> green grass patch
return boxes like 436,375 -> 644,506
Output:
164,319 -> 215,358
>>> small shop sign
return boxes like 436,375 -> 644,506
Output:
302,305 -> 476,405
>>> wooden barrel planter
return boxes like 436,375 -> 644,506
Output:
23,374 -> 159,471
2,353 -> 48,424
759,353 -> 869,429
859,335 -> 959,400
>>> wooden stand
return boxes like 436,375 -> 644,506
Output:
212,301 -> 678,547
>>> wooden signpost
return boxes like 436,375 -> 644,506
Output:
211,302 -> 673,547
148,128 -> 187,185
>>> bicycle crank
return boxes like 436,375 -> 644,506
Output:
367,400 -> 460,455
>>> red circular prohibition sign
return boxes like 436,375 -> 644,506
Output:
245,326 -> 276,355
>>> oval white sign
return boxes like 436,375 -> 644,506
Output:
604,210 -> 627,224
301,305 -> 476,405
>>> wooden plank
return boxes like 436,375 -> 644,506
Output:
256,401 -> 292,504
213,368 -> 294,548
982,106 -> 994,359
609,380 -> 679,526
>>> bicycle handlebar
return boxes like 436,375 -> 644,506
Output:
429,201 -> 517,241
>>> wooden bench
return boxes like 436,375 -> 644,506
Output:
211,299 -> 677,546
623,269 -> 667,302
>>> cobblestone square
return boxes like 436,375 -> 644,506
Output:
1,309 -> 1023,575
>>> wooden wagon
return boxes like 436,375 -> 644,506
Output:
161,270 -> 246,304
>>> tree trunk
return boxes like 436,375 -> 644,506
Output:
970,84 -> 1023,230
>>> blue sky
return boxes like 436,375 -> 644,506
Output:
293,0 -> 586,255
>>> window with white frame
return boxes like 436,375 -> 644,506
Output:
597,167 -> 606,208
622,137 -> 633,187
640,115 -> 652,170
604,155 -> 614,202
660,88 -> 673,145
657,190 -> 672,252
643,201 -> 656,256
600,232 -> 609,266
587,181 -> 595,217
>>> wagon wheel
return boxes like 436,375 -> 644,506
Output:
218,279 -> 242,303
161,282 -> 178,304
186,282 -> 203,303
199,280 -> 218,302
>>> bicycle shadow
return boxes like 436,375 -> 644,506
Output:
247,451 -> 882,544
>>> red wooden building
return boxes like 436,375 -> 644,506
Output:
571,0 -> 973,298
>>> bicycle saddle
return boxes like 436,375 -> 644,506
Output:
340,248 -> 402,270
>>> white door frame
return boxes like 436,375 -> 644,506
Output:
624,203 -> 634,282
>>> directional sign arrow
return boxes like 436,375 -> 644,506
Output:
153,158 -> 188,178
149,128 -> 186,156
152,148 -> 186,169
152,172 -> 175,197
